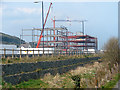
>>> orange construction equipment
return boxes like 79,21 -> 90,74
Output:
36,2 -> 52,48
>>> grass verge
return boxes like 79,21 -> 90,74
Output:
101,73 -> 120,88
2,60 -> 102,88
2,79 -> 49,88
2,54 -> 99,64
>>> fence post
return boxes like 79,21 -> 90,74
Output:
74,50 -> 75,56
52,49 -> 54,57
74,50 -> 76,56
58,50 -> 59,56
65,50 -> 66,56
12,49 -> 14,59
81,50 -> 83,56
54,48 -> 56,56
43,49 -> 44,57
69,50 -> 70,56
57,50 -> 59,56
4,48 -> 6,59
27,49 -> 28,59
62,51 -> 64,56
20,49 -> 22,59
77,50 -> 78,56
77,50 -> 79,56
77,50 -> 79,57
61,50 -> 62,56
48,49 -> 49,56
60,50 -> 62,56
79,50 -> 80,56
76,50 -> 77,56
33,49 -> 34,58
73,50 -> 74,56
38,49 -> 39,57
71,50 -> 72,56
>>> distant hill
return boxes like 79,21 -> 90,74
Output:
0,32 -> 25,46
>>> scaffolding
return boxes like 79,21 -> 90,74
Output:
20,27 -> 97,53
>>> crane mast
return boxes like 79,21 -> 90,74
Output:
36,2 -> 52,48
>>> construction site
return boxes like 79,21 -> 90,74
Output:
19,2 -> 98,54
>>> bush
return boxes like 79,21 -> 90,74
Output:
103,37 -> 120,64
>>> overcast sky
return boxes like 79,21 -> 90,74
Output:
1,1 -> 118,49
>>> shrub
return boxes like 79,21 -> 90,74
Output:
71,75 -> 81,88
103,37 -> 120,64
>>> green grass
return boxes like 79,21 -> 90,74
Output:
0,76 -> 2,85
15,79 -> 49,88
101,73 -> 120,88
2,79 -> 49,88
2,74 -> 75,88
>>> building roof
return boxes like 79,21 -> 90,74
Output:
19,43 -> 31,48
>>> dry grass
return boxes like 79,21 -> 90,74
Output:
41,73 -> 75,88
39,60 -> 119,88
1,54 -> 97,64
2,58 -> 119,88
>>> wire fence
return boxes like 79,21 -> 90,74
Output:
0,48 -> 94,59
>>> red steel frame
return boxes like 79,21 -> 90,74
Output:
21,27 -> 98,50
21,2 -> 97,51
33,3 -> 97,50
39,32 -> 97,50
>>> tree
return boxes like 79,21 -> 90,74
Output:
103,37 -> 120,64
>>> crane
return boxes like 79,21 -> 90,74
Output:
52,19 -> 87,35
36,2 -> 52,48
